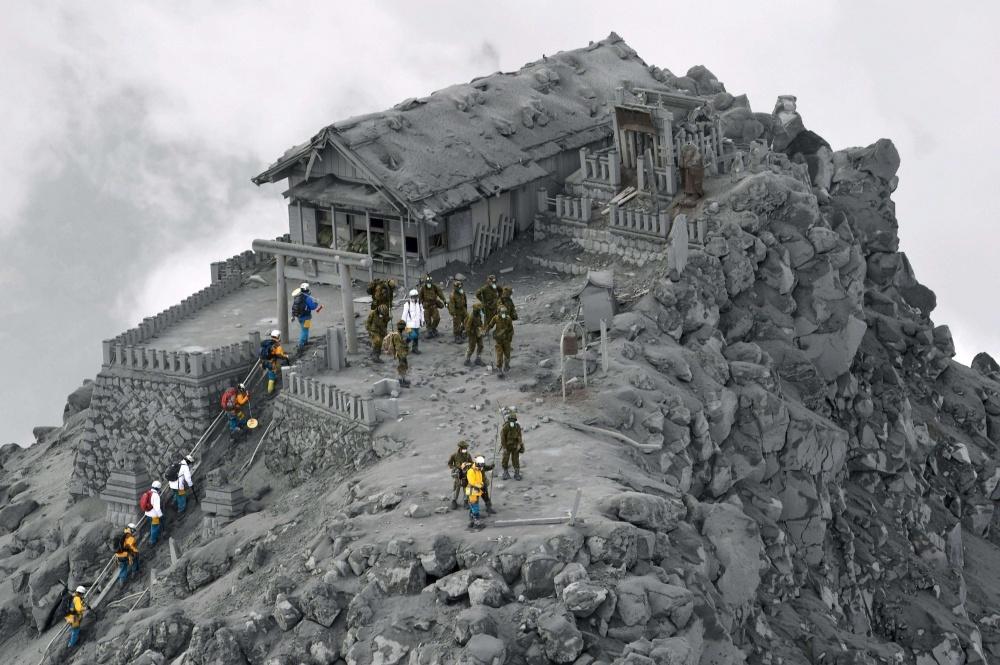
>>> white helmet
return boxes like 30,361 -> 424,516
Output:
270,329 -> 281,339
475,456 -> 486,465
184,454 -> 194,464
75,586 -> 86,594
151,480 -> 162,490
408,289 -> 418,298
127,523 -> 136,530
300,282 -> 310,292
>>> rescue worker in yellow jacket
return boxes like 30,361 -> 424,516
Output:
465,456 -> 489,529
65,586 -> 87,648
115,523 -> 140,586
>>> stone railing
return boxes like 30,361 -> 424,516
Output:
608,204 -> 670,240
283,372 -> 377,427
579,147 -> 621,187
537,189 -> 592,224
102,332 -> 262,379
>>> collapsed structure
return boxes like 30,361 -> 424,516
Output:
3,31 -> 1000,665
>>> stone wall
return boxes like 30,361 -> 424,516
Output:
70,360 -> 255,496
266,394 -> 377,485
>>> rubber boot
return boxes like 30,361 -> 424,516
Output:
502,469 -> 511,480
454,334 -> 461,344
514,470 -> 522,481
464,355 -> 472,366
399,376 -> 411,388
450,499 -> 458,510
411,337 -> 421,354
267,379 -> 276,394
474,355 -> 484,366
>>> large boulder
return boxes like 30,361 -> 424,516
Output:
185,623 -> 249,665
700,501 -> 764,609
27,553 -> 68,631
853,138 -> 900,182
454,606 -> 498,646
459,634 -> 508,665
599,492 -> 685,531
521,552 -> 564,599
371,557 -> 426,595
273,593 -> 303,631
298,580 -> 342,627
63,381 -> 94,422
468,578 -> 507,608
536,609 -> 584,664
0,500 -> 39,535
562,581 -> 608,617
418,535 -> 457,577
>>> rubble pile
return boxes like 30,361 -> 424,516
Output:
1,57 -> 999,665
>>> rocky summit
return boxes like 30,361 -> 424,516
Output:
2,34 -> 1000,665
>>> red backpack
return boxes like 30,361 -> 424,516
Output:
220,387 -> 238,410
139,489 -> 154,512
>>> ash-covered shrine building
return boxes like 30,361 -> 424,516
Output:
252,33 -> 723,289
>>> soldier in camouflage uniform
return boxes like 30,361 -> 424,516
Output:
448,278 -> 468,344
499,286 -> 518,321
475,274 -> 500,323
374,278 -> 397,311
446,440 -> 473,509
486,304 -> 514,378
418,274 -> 446,338
464,302 -> 487,367
365,304 -> 390,363
386,319 -> 411,388
500,411 -> 524,480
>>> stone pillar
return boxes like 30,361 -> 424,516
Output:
338,262 -> 358,353
537,187 -> 548,213
326,327 -> 346,371
276,254 -> 289,344
100,465 -> 151,526
637,158 -> 646,192
201,468 -> 248,529
579,147 -> 589,178
608,151 -> 621,187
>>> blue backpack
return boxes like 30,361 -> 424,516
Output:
259,339 -> 276,361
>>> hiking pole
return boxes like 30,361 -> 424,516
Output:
489,408 -> 502,490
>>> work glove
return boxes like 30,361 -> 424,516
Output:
519,447 -> 525,454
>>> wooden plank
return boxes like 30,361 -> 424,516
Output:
491,516 -> 574,527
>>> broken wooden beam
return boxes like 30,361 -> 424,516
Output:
491,516 -> 576,527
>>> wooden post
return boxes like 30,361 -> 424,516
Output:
401,215 -> 409,292
339,262 -> 358,353
276,254 -> 289,343
365,211 -> 374,281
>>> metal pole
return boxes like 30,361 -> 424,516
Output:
339,261 -> 358,353
276,254 -> 289,343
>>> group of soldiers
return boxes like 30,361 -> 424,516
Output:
445,409 -> 525,528
364,273 -> 520,386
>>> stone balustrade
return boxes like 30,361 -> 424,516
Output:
608,204 -> 671,240
102,332 -> 262,380
281,370 -> 377,428
580,147 -> 621,187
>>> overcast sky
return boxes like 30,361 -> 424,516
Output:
1,1 -> 997,445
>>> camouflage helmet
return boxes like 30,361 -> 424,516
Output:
396,319 -> 407,330
457,440 -> 469,450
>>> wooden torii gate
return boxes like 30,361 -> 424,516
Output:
251,239 -> 372,353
